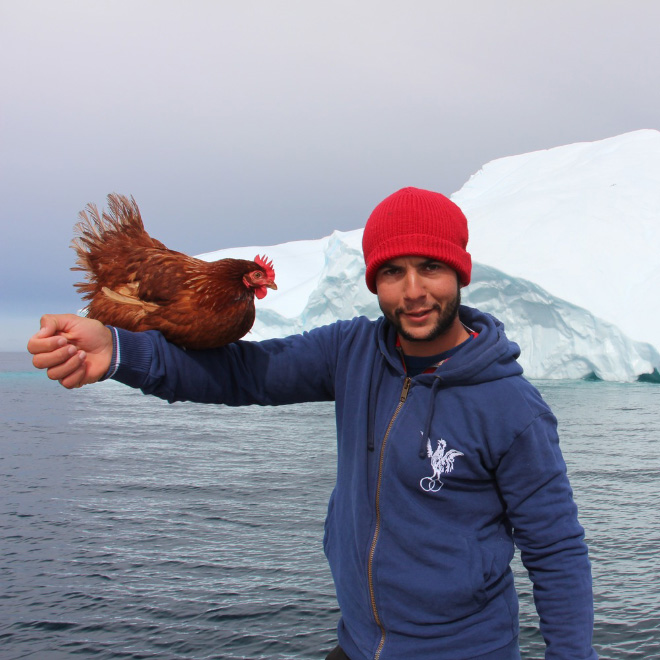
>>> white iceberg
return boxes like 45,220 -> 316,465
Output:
194,130 -> 660,382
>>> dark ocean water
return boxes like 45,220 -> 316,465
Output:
2,351 -> 659,660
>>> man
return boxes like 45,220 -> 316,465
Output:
28,187 -> 597,659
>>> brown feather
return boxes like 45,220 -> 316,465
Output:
71,193 -> 277,349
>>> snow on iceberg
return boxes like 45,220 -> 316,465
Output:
198,228 -> 660,382
452,129 -> 660,352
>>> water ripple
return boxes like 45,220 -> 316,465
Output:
2,355 -> 659,659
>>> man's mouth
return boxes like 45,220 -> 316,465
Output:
399,308 -> 434,322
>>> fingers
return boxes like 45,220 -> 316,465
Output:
32,341 -> 79,370
57,359 -> 88,390
28,333 -> 67,358
42,348 -> 87,385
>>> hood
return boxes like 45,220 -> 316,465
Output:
438,306 -> 523,384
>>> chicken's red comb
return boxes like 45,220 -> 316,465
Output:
254,255 -> 275,280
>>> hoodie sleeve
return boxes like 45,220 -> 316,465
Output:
495,410 -> 597,660
109,324 -> 340,405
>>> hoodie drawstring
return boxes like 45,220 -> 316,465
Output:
418,377 -> 442,458
367,354 -> 387,452
368,354 -> 445,457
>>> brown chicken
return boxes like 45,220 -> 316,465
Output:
71,193 -> 277,349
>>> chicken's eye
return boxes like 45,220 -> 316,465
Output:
254,272 -> 263,279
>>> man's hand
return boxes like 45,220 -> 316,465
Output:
27,314 -> 114,389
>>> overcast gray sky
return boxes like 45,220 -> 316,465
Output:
2,0 -> 659,350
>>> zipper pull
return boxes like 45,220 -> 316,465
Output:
400,377 -> 411,403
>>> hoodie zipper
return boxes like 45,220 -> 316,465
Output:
367,376 -> 412,660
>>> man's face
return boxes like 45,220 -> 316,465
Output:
375,256 -> 461,356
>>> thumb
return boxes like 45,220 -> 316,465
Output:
37,314 -> 66,338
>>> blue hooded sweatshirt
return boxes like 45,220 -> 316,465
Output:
109,306 -> 596,660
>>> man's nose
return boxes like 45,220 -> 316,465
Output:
403,271 -> 425,299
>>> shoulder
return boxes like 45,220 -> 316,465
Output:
456,379 -> 559,477
499,375 -> 552,416
465,375 -> 557,457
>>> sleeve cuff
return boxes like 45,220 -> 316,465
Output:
99,326 -> 120,381
101,326 -> 158,389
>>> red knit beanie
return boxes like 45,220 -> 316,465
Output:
362,187 -> 472,293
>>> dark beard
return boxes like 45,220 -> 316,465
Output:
381,287 -> 461,344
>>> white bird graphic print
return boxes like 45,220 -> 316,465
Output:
420,436 -> 464,492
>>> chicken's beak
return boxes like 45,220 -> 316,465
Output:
254,280 -> 278,300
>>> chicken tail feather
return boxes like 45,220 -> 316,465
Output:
70,193 -> 160,300
72,194 -> 145,254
